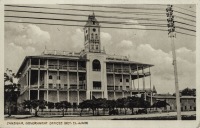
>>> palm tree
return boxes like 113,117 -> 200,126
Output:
4,69 -> 20,117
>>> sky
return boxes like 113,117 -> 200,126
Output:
4,4 -> 196,94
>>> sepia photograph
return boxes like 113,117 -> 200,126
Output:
2,1 -> 199,128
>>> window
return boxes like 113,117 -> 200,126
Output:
185,106 -> 187,110
95,34 -> 98,39
91,33 -> 94,39
93,81 -> 101,90
126,79 -> 129,82
120,79 -> 122,82
57,84 -> 61,89
93,21 -> 95,25
48,84 -> 53,89
92,59 -> 101,71
49,75 -> 52,79
91,44 -> 94,49
96,45 -> 98,50
64,84 -> 68,89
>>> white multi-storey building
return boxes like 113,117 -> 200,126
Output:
16,13 -> 154,107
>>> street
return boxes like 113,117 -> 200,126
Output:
5,111 -> 196,120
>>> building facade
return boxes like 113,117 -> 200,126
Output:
147,95 -> 196,111
16,13 -> 153,107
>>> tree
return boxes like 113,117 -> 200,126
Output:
79,100 -> 91,116
4,69 -> 20,117
126,96 -> 140,115
181,88 -> 196,96
116,98 -> 127,115
47,102 -> 55,112
55,101 -> 71,117
22,100 -> 47,117
80,99 -> 99,116
151,100 -> 170,110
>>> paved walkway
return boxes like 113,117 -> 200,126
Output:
5,111 -> 196,120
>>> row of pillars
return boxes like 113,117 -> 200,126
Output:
25,59 -> 153,105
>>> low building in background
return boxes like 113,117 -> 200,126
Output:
147,94 -> 196,111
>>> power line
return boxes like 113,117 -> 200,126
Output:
174,15 -> 196,23
5,15 -> 196,32
5,9 -> 196,28
174,21 -> 195,27
5,20 -> 195,37
5,5 -> 166,16
5,20 -> 168,31
173,5 -> 196,13
61,4 -> 166,11
176,26 -> 196,32
176,30 -> 195,37
5,15 -> 168,27
5,9 -> 167,22
174,10 -> 195,18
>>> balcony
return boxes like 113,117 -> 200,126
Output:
68,66 -> 77,70
78,67 -> 86,71
31,65 -> 46,69
93,87 -> 101,90
48,65 -> 58,70
79,86 -> 86,90
30,85 -> 38,88
107,86 -> 114,90
69,85 -> 78,89
31,64 -> 86,71
106,68 -> 130,74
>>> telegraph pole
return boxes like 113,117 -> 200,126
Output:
166,5 -> 181,120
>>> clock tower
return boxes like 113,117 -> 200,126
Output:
83,13 -> 101,53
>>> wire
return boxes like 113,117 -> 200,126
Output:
5,20 -> 168,31
176,26 -> 196,32
5,15 -> 168,27
5,20 -> 196,37
5,9 -> 167,22
6,9 -> 197,28
175,31 -> 195,37
173,5 -> 196,13
60,4 -> 166,11
5,5 -> 166,16
5,15 -> 196,32
174,21 -> 195,27
174,15 -> 196,23
173,10 -> 195,18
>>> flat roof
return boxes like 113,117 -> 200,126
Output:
150,95 -> 196,99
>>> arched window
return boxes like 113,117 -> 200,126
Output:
92,59 -> 101,71
91,33 -> 94,39
49,75 -> 52,79
95,34 -> 98,39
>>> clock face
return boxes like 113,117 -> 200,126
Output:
93,28 -> 96,32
